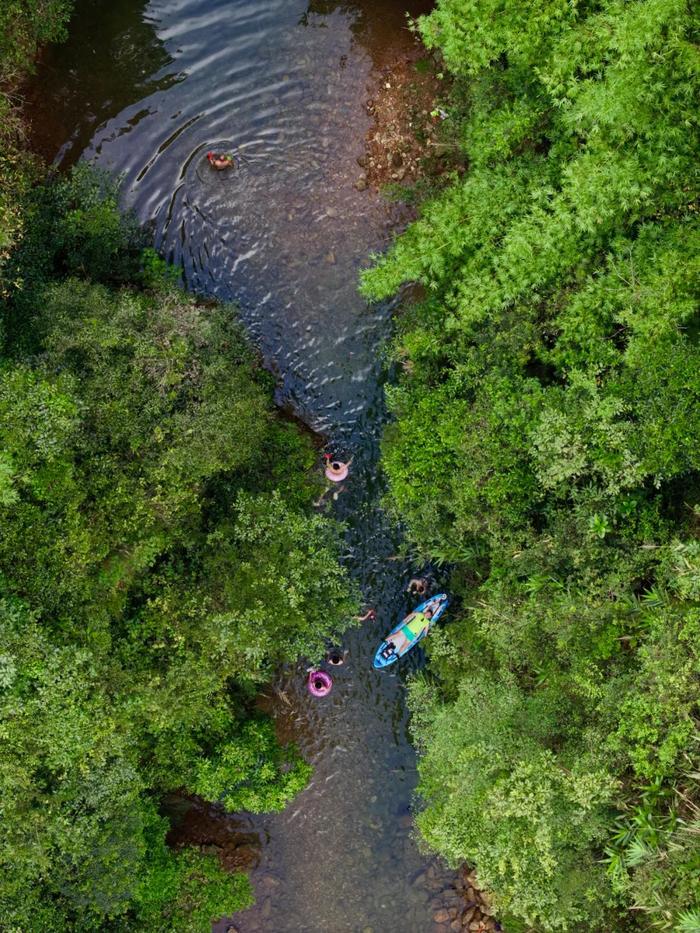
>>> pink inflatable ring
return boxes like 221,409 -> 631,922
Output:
325,460 -> 349,483
307,669 -> 333,697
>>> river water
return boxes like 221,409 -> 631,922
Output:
29,1 -> 461,930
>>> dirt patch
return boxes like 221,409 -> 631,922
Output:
355,38 -> 464,193
418,860 -> 503,933
164,793 -> 262,873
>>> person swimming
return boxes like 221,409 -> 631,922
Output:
407,577 -> 428,597
207,151 -> 235,170
324,453 -> 351,482
327,648 -> 347,666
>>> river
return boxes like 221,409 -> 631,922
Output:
29,1 -> 461,930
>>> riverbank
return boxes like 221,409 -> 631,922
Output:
361,1 -> 700,930
356,31 -> 465,194
0,1 -> 74,292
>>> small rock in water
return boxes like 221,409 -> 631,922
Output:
325,251 -> 336,264
354,175 -> 368,191
434,908 -> 450,923
258,873 -> 281,889
362,926 -> 374,933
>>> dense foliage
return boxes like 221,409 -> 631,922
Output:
363,1 -> 700,930
1,1 -> 75,289
0,12 -> 356,927
0,165 -> 357,930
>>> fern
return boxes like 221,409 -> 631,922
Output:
676,909 -> 700,933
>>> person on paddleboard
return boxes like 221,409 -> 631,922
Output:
382,604 -> 435,658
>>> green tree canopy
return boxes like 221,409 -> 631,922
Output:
0,166 -> 357,930
363,0 -> 700,928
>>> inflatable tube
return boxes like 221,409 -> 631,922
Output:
325,461 -> 349,482
307,669 -> 333,697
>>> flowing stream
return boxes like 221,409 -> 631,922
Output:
30,1 -> 460,930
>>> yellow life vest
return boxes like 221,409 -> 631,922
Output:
404,611 -> 427,637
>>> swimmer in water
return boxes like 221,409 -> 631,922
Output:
207,151 -> 235,170
324,454 -> 351,482
408,577 -> 428,597
327,648 -> 347,666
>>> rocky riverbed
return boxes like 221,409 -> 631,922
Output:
355,33 -> 465,194
412,860 -> 501,933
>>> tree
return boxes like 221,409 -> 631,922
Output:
363,0 -> 700,927
0,167 -> 357,929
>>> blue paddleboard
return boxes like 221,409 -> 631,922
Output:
373,594 -> 449,669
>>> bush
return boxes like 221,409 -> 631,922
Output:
0,165 -> 357,929
366,0 -> 700,928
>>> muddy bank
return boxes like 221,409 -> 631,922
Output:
356,36 -> 465,193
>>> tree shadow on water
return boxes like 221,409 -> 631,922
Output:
25,0 -> 177,165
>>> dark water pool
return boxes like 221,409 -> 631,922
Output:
29,1 -> 461,930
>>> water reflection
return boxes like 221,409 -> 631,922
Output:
299,0 -> 433,52
26,0 -> 177,164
